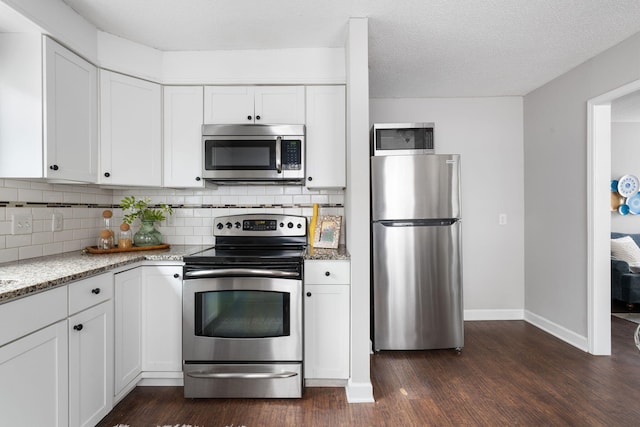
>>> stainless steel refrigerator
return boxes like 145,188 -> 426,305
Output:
371,154 -> 463,351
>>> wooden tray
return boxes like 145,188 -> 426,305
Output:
85,244 -> 170,254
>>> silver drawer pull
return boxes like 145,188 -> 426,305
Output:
184,269 -> 298,278
187,371 -> 298,379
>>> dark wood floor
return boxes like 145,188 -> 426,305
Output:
97,318 -> 640,427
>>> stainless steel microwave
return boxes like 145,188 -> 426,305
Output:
202,124 -> 305,183
372,123 -> 434,156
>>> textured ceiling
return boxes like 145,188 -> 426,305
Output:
60,0 -> 640,98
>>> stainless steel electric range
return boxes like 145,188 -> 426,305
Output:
182,214 -> 306,398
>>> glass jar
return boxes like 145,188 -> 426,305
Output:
118,223 -> 133,249
102,210 -> 115,244
98,228 -> 114,249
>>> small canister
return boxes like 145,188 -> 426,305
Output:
118,223 -> 133,249
98,228 -> 114,250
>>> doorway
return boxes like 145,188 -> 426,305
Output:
588,79 -> 640,355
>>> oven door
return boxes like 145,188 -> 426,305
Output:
183,276 -> 302,362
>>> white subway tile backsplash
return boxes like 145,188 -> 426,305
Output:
0,179 -> 344,264
19,245 -> 43,260
6,234 -> 32,249
0,248 -> 19,263
0,187 -> 18,201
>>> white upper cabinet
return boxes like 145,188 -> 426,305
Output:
100,70 -> 162,186
0,34 -> 97,182
305,85 -> 346,188
44,37 -> 98,182
204,86 -> 305,124
163,86 -> 205,188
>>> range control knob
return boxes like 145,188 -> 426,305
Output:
279,222 -> 285,228
226,222 -> 233,229
297,223 -> 302,229
287,222 -> 294,228
234,222 -> 241,229
216,223 -> 223,230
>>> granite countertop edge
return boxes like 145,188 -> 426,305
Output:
0,244 -> 350,305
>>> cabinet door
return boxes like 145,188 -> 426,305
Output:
0,320 -> 68,426
254,86 -> 305,124
304,284 -> 350,379
305,85 -> 346,188
114,268 -> 143,396
100,70 -> 161,186
204,86 -> 254,124
142,265 -> 183,372
164,86 -> 205,187
68,301 -> 113,427
43,37 -> 98,182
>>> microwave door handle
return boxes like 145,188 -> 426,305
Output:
275,136 -> 282,174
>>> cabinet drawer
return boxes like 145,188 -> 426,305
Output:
304,260 -> 350,285
68,273 -> 113,315
0,286 -> 67,347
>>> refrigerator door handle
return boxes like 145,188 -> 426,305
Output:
378,219 -> 459,227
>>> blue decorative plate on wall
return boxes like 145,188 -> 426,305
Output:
619,204 -> 630,215
618,175 -> 640,197
628,193 -> 640,214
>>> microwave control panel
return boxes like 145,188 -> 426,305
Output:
282,140 -> 302,170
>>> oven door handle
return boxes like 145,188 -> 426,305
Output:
187,371 -> 298,379
184,268 -> 299,279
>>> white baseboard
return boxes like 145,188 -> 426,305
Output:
464,309 -> 524,321
524,310 -> 588,352
138,371 -> 184,386
345,379 -> 374,403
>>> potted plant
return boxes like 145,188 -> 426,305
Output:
120,196 -> 173,246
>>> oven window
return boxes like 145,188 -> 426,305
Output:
204,140 -> 275,170
194,290 -> 290,338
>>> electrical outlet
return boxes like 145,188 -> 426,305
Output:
498,213 -> 507,226
12,213 -> 33,235
52,212 -> 63,232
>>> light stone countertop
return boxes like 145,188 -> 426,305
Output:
304,245 -> 350,261
0,244 -> 350,305
0,245 -> 206,305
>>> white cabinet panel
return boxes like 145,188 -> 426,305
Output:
204,86 -> 305,124
68,272 -> 113,316
0,285 -> 67,347
0,34 -> 97,182
142,265 -> 183,372
203,86 -> 254,124
305,85 -> 346,188
304,284 -> 350,380
0,320 -> 68,426
44,36 -> 98,182
100,70 -> 161,186
114,268 -> 143,396
254,86 -> 305,124
304,260 -> 350,380
163,86 -> 205,187
68,301 -> 113,427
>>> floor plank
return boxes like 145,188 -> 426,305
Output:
97,319 -> 640,427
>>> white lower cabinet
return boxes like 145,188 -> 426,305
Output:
0,320 -> 69,426
141,265 -> 183,374
68,301 -> 114,427
114,267 -> 143,398
304,260 -> 350,381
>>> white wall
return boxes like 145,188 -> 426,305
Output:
611,121 -> 640,233
370,97 -> 525,318
524,31 -> 640,340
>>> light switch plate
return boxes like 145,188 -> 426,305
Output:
12,213 -> 33,235
52,212 -> 63,232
